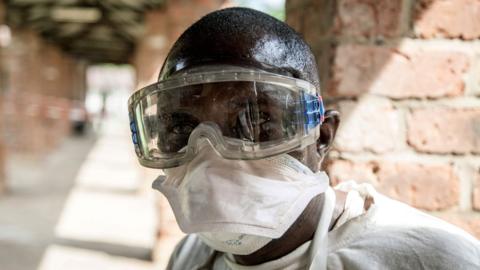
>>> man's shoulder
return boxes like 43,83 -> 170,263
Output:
330,181 -> 480,269
334,181 -> 475,238
329,225 -> 480,270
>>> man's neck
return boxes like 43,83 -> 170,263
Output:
233,190 -> 347,266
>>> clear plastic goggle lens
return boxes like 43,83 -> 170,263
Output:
128,67 -> 324,169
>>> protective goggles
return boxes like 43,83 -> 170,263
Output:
128,66 -> 325,169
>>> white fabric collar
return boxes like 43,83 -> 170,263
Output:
223,240 -> 311,270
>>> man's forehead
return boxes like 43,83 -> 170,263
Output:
157,8 -> 320,88
169,63 -> 296,79
155,81 -> 296,115
162,81 -> 291,100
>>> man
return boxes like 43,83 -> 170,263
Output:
128,7 -> 480,270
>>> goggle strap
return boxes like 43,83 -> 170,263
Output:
303,93 -> 325,131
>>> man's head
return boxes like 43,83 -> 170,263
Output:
158,7 -> 339,171
159,8 -> 319,86
138,7 -> 342,260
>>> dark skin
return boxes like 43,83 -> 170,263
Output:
160,75 -> 346,265
234,110 -> 345,265
156,7 -> 353,266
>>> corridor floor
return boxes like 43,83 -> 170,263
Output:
0,116 -> 158,270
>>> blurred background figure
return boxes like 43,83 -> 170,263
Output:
0,0 -> 479,269
69,101 -> 88,136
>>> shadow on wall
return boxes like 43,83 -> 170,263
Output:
286,0 -> 480,239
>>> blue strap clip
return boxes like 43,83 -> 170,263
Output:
303,93 -> 325,130
130,120 -> 138,145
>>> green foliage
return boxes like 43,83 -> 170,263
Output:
233,0 -> 285,21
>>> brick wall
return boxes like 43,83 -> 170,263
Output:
287,0 -> 480,239
0,95 -> 3,192
0,0 -> 6,193
1,28 -> 86,157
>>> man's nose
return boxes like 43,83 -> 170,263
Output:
196,93 -> 232,128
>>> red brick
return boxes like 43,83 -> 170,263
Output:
327,159 -> 378,186
296,1 -> 334,46
376,162 -> 459,211
7,30 -> 43,96
285,0 -> 306,8
333,0 -> 404,38
329,44 -> 469,98
167,0 -> 223,41
334,97 -> 402,153
285,4 -> 306,34
474,170 -> 480,211
133,10 -> 170,88
414,0 -> 480,40
144,10 -> 168,36
0,127 -> 4,194
407,108 -> 480,154
328,160 -> 460,210
0,2 -> 5,23
133,1 -> 223,88
3,28 -> 79,155
0,153 -> 7,195
1,92 -> 74,155
437,213 -> 480,240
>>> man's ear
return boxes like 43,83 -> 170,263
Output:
317,110 -> 340,158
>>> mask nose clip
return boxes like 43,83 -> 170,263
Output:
186,122 -> 225,157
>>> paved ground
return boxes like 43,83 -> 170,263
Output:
0,116 -> 158,270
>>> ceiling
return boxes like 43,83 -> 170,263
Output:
5,0 -> 164,63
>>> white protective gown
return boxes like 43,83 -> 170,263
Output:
166,182 -> 480,270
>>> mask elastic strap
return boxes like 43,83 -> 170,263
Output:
308,187 -> 336,270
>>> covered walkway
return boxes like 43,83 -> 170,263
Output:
0,113 -> 158,270
0,0 -> 230,269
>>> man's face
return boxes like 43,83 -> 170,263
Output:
154,81 -> 304,156
149,61 -> 339,173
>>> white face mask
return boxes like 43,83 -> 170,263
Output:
152,144 -> 329,255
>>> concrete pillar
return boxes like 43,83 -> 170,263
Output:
0,0 -> 6,193
132,0 -> 225,88
1,24 -> 85,156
